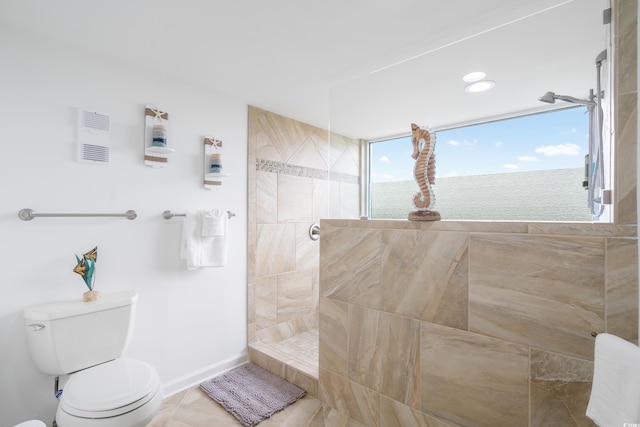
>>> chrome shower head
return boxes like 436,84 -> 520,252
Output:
538,91 -> 557,103
538,91 -> 595,107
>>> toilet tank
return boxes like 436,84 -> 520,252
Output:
23,290 -> 138,376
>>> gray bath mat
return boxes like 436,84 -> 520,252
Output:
200,363 -> 306,426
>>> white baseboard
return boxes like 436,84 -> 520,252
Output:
160,350 -> 249,398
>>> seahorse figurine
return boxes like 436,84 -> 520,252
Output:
408,123 -> 441,221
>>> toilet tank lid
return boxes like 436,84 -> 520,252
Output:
23,290 -> 138,321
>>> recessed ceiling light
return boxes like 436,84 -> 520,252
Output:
465,80 -> 496,93
463,71 -> 486,82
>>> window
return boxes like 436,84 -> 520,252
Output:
368,107 -> 600,221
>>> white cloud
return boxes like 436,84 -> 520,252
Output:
447,138 -> 477,147
379,155 -> 391,164
535,143 -> 581,157
517,156 -> 539,162
503,164 -> 519,170
494,141 -> 503,148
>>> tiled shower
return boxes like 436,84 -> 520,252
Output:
246,1 -> 638,424
319,219 -> 638,426
247,106 -> 361,395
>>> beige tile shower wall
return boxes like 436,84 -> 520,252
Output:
316,4 -> 637,424
614,0 -> 637,224
247,106 -> 361,345
319,219 -> 638,426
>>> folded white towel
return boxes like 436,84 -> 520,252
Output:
201,209 -> 226,237
180,211 -> 228,269
586,333 -> 640,426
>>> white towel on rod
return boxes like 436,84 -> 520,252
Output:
586,333 -> 640,426
180,210 -> 228,269
201,209 -> 226,237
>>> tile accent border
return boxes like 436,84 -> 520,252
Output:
257,158 -> 359,184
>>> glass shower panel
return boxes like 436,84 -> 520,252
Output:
328,0 -> 607,222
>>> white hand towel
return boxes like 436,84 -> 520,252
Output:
180,211 -> 228,269
586,333 -> 640,426
201,209 -> 226,237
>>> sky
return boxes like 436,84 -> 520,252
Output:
370,106 -> 590,183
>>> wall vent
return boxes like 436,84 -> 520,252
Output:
78,109 -> 110,164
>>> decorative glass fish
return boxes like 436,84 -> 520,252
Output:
73,247 -> 97,290
73,256 -> 87,277
83,246 -> 97,262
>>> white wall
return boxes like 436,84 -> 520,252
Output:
0,26 -> 248,426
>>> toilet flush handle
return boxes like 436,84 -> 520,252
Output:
27,323 -> 45,331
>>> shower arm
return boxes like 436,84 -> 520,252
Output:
554,94 -> 595,107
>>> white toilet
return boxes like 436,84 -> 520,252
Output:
23,290 -> 162,427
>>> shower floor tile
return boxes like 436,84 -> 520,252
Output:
250,328 -> 319,378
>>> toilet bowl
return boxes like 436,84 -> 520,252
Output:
14,421 -> 45,427
55,358 -> 162,427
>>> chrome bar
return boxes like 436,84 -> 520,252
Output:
162,210 -> 235,220
18,208 -> 137,221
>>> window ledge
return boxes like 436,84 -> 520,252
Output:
322,218 -> 637,238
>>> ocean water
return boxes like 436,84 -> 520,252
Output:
371,167 -> 592,222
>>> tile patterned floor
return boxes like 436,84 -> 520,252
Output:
249,329 -> 319,379
147,385 -> 326,426
146,329 -> 362,426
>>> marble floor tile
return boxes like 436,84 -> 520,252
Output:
251,329 -> 319,377
148,385 -> 325,427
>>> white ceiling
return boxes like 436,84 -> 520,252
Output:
0,0 -> 607,139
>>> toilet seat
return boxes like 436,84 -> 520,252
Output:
59,358 -> 161,419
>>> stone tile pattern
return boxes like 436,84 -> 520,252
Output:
244,1 -> 637,425
319,219 -> 637,427
147,384 -> 342,427
316,4 -> 638,425
247,106 -> 361,393
614,0 -> 638,225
